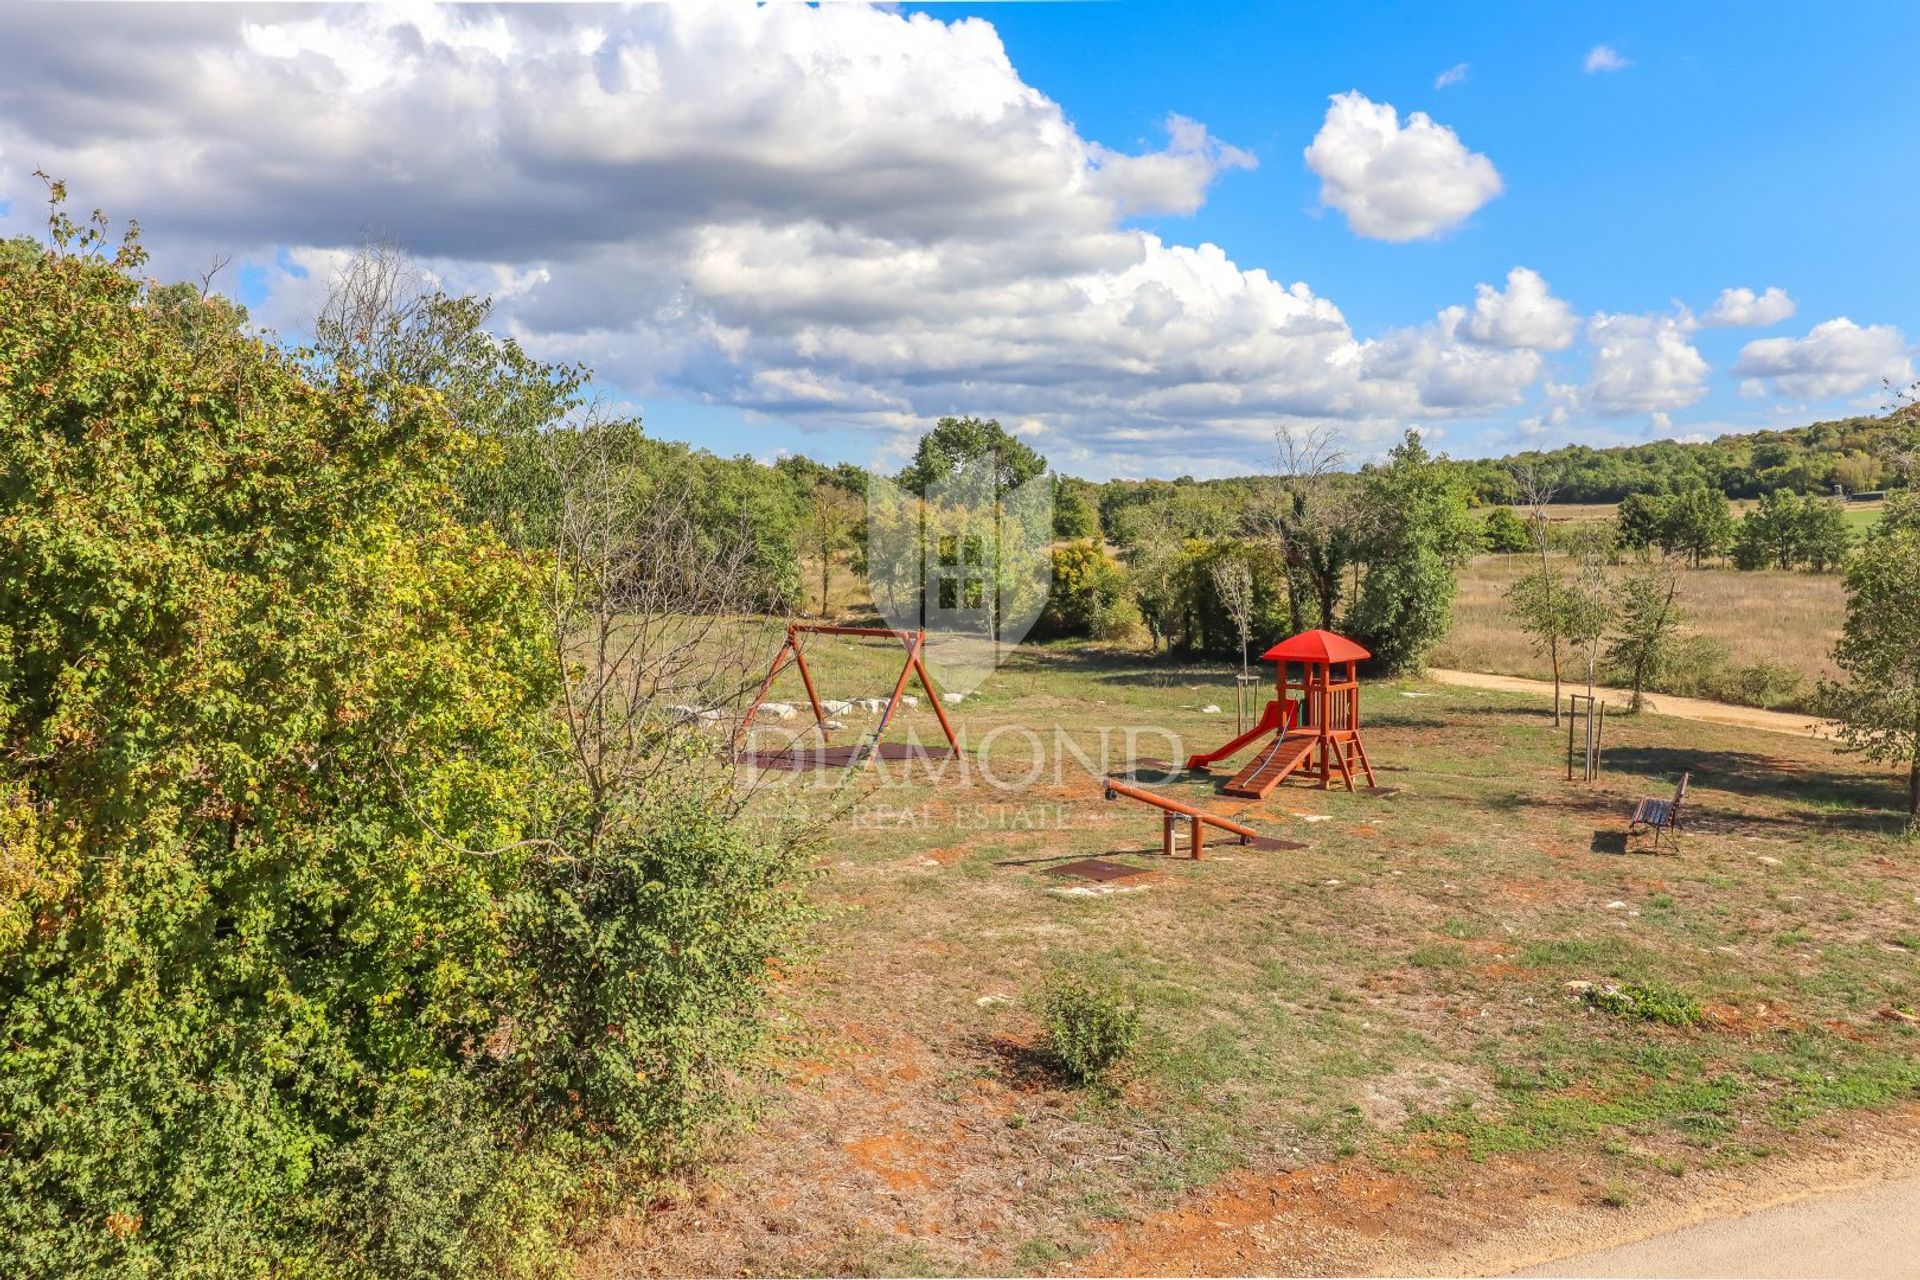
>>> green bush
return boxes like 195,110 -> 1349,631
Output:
0,192 -> 809,1276
1037,541 -> 1137,641
1583,982 -> 1704,1028
1039,974 -> 1142,1086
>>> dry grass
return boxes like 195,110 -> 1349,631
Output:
580,641 -> 1920,1278
1436,553 -> 1846,701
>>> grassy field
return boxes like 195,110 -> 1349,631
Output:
1435,553 -> 1845,708
1483,498 -> 1886,530
588,640 -> 1919,1277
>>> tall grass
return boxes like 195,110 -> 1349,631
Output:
1435,553 -> 1844,710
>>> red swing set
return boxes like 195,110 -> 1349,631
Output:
1183,628 -> 1378,797
736,623 -> 960,762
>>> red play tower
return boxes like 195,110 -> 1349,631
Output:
1184,628 -> 1377,797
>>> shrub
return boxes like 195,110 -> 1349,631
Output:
1583,982 -> 1704,1028
1481,505 -> 1533,554
0,190 -> 809,1275
1039,973 -> 1142,1087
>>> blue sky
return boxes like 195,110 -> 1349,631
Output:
1,2 -> 1912,479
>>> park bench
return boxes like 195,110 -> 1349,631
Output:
1629,771 -> 1689,850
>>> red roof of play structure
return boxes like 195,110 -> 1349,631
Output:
1260,629 -> 1371,664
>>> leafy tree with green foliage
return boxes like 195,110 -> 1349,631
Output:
1615,492 -> 1673,551
1606,559 -> 1685,712
1819,493 -> 1920,822
1481,505 -> 1533,554
0,187 -> 810,1275
1052,475 -> 1101,540
896,416 -> 1047,497
1349,431 -> 1476,674
1661,486 -> 1735,566
796,477 -> 864,615
1035,542 -> 1137,641
1731,490 -> 1853,572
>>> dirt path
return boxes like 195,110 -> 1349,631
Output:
1425,668 -> 1839,740
1513,1170 -> 1920,1278
1067,1106 -> 1920,1277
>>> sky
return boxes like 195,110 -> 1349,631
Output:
0,1 -> 1913,480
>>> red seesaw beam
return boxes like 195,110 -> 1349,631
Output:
1102,777 -> 1260,860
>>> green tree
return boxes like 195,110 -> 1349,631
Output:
1349,431 -> 1476,674
1661,486 -> 1734,566
1606,560 -> 1685,712
0,188 -> 810,1274
796,477 -> 864,615
1481,505 -> 1533,554
1819,493 -> 1920,822
896,416 -> 1046,497
1615,492 -> 1673,551
1036,542 -> 1136,641
1052,475 -> 1101,540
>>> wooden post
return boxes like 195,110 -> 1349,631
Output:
1162,811 -> 1177,859
1189,814 -> 1203,860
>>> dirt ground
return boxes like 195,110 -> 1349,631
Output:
576,647 -> 1919,1278
1424,669 -> 1839,739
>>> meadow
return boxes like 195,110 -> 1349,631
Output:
588,639 -> 1920,1277
1434,552 -> 1846,707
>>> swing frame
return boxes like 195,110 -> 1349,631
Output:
736,624 -> 960,758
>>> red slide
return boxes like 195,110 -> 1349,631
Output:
1184,699 -> 1298,772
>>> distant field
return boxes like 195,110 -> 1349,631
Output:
1484,498 -> 1885,529
1435,553 -> 1845,708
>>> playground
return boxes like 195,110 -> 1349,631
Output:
585,635 -> 1920,1279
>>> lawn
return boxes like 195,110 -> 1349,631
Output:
586,640 -> 1919,1277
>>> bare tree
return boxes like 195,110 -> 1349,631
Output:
541,421 -> 784,840
313,234 -> 430,376
1210,557 -> 1256,731
1257,425 -> 1360,632
1507,464 -> 1570,726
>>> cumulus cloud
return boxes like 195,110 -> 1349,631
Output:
1584,45 -> 1631,73
1441,267 -> 1577,351
1734,318 -> 1912,399
1584,312 -> 1710,415
0,4 -> 1549,475
1434,63 -> 1470,90
1697,286 -> 1796,328
1302,91 -> 1502,242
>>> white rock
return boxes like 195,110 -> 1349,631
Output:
975,993 -> 1011,1007
821,699 -> 852,716
824,719 -> 846,731
855,697 -> 888,714
1756,855 -> 1781,866
666,704 -> 699,724
1200,704 -> 1221,714
900,695 -> 919,708
759,702 -> 798,720
946,692 -> 966,704
1605,900 -> 1627,910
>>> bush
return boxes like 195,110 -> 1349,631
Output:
0,193 -> 809,1276
1038,973 -> 1142,1087
1583,982 -> 1704,1028
1481,505 -> 1533,554
1037,541 -> 1134,641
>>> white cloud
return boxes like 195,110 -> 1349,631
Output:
1697,286 -> 1796,329
1584,45 -> 1631,73
0,5 -> 1541,476
1302,91 -> 1503,242
1584,312 -> 1710,415
1734,318 -> 1911,399
1440,267 -> 1577,351
1434,63 -> 1470,90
